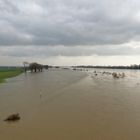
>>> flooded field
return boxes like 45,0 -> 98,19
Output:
1,68 -> 140,140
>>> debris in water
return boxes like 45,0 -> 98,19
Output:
40,90 -> 42,98
4,113 -> 20,122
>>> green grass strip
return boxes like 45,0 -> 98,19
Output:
0,69 -> 23,83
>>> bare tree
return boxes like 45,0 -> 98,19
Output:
23,61 -> 29,73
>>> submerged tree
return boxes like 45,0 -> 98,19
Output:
29,62 -> 43,72
23,61 -> 29,73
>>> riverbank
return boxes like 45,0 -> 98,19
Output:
0,68 -> 23,83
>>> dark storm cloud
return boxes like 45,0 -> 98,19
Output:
1,0 -> 140,57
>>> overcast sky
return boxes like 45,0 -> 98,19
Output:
1,0 -> 140,66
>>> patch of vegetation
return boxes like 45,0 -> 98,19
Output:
0,68 -> 23,83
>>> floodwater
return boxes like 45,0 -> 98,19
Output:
1,68 -> 140,140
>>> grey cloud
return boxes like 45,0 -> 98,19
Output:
0,0 -> 19,14
1,0 -> 140,46
1,45 -> 140,58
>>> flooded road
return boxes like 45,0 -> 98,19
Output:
1,69 -> 140,140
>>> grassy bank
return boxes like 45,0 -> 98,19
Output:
0,68 -> 23,83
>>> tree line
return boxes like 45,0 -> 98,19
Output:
73,64 -> 140,70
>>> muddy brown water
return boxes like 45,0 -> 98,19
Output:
0,69 -> 140,140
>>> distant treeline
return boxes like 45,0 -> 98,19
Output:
2,64 -> 140,70
73,65 -> 140,70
